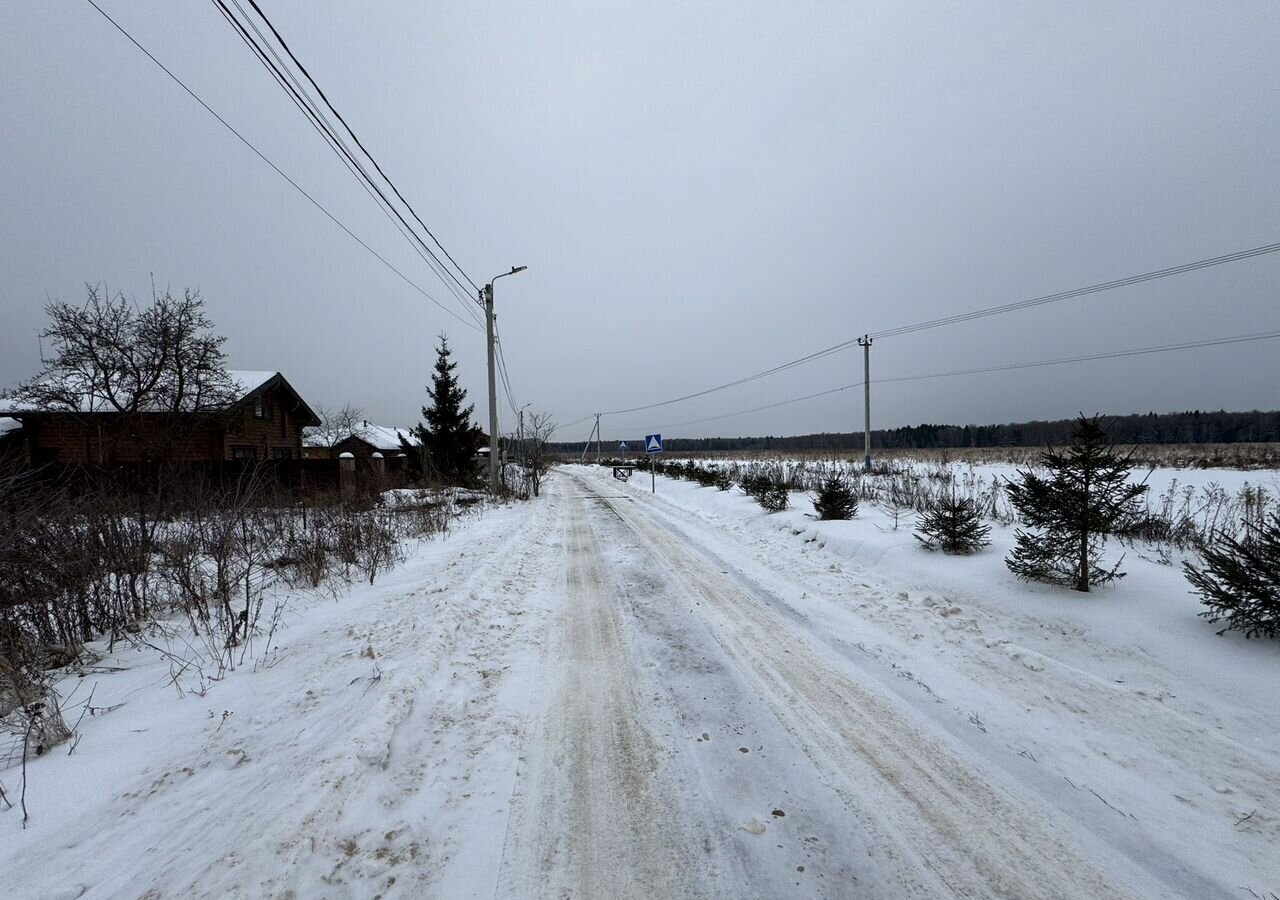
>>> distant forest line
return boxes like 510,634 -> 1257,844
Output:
552,409 -> 1280,453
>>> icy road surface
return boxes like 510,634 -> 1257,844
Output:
7,466 -> 1277,899
498,474 -> 1136,899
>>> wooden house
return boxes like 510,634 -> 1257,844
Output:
0,371 -> 320,466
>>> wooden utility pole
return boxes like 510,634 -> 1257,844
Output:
858,335 -> 872,471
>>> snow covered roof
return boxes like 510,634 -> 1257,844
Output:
229,371 -> 279,398
357,423 -> 413,450
306,421 -> 413,450
0,417 -> 22,438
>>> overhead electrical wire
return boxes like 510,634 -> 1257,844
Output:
239,0 -> 479,296
870,242 -> 1280,339
595,240 -> 1280,418
211,0 -> 483,329
653,329 -> 1280,431
211,0 -> 483,327
83,0 -> 481,333
494,329 -> 520,417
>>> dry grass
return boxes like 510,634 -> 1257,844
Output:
654,442 -> 1280,471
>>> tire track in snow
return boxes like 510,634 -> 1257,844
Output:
579,473 -> 1141,900
495,491 -> 717,899
595,467 -> 1266,898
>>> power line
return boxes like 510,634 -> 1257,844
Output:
494,327 -> 523,434
656,329 -> 1280,431
878,329 -> 1280,385
239,0 -> 479,296
669,383 -> 859,428
83,0 -> 481,333
870,242 -> 1280,339
495,336 -> 518,415
211,0 -> 482,328
211,0 -> 483,327
600,340 -> 847,416
595,240 -> 1280,418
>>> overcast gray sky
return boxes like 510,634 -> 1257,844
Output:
3,1 -> 1277,444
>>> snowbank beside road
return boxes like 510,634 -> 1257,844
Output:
3,496 -> 559,900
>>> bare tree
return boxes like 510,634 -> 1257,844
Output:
522,411 -> 557,497
305,403 -> 366,452
12,284 -> 236,415
6,285 -> 239,463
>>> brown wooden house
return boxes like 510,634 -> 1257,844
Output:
0,371 -> 320,466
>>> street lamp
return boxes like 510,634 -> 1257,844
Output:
483,266 -> 526,494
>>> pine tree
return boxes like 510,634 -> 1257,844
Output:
1004,415 -> 1148,592
813,475 -> 858,520
915,491 -> 991,554
1184,512 -> 1280,638
401,335 -> 482,486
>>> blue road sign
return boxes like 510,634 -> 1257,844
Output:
618,441 -> 628,450
645,433 -> 663,454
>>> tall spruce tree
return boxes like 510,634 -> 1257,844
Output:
400,335 -> 483,485
1004,415 -> 1148,592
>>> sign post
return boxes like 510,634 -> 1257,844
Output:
644,433 -> 663,493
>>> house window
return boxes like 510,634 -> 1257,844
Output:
272,447 -> 293,460
232,446 -> 257,461
253,399 -> 265,419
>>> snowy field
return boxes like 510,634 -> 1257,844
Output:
3,463 -> 1278,899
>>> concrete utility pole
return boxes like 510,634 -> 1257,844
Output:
858,335 -> 872,471
483,266 -> 526,494
579,413 -> 602,464
518,404 -> 527,467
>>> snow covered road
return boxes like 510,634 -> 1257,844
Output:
7,466 -> 1277,899
490,471 -> 1141,899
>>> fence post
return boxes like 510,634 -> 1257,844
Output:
339,452 -> 355,499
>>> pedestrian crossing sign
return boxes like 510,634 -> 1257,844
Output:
645,433 -> 663,454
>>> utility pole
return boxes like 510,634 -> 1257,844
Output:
858,335 -> 872,471
579,414 -> 600,464
483,283 -> 498,492
482,266 -> 526,494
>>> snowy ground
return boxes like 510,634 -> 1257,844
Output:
5,465 -> 1278,898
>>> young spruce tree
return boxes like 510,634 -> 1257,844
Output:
813,474 -> 858,520
399,335 -> 483,485
1004,415 -> 1148,592
915,491 -> 990,554
1183,511 -> 1280,638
